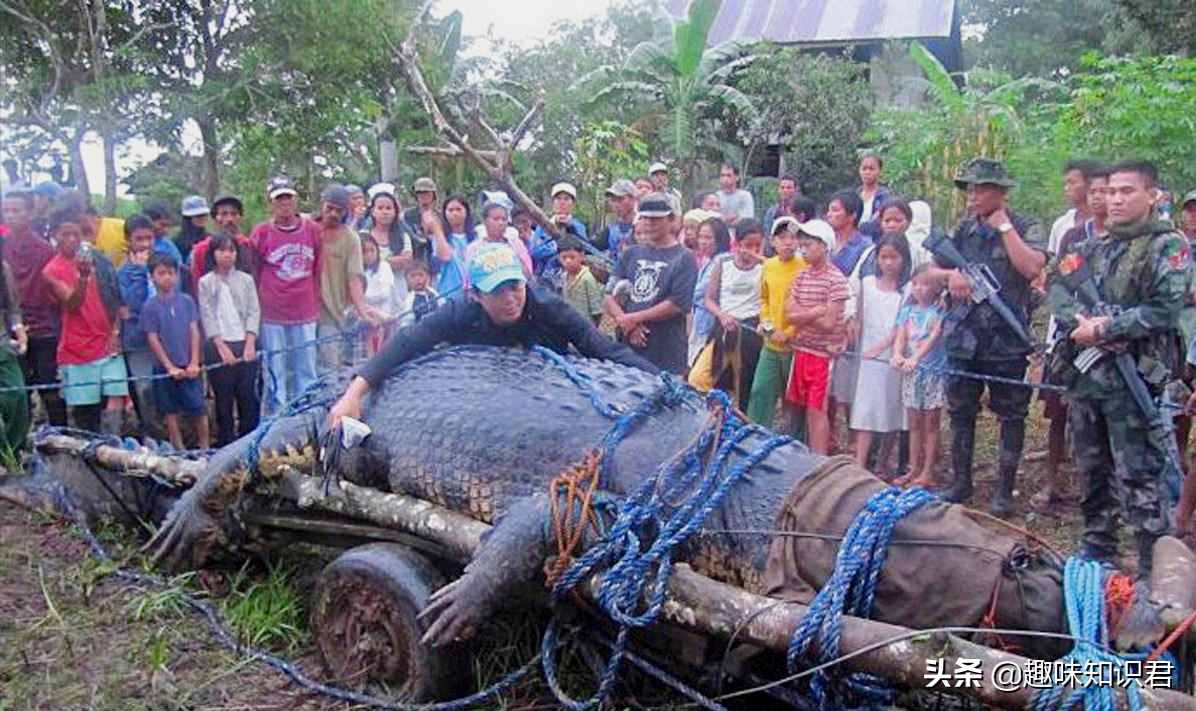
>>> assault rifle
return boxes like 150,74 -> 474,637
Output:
923,230 -> 1035,348
1058,260 -> 1186,494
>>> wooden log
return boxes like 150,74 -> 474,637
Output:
270,466 -> 1196,711
35,434 -> 205,485
34,438 -> 1196,709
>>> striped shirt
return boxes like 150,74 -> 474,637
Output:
787,263 -> 849,353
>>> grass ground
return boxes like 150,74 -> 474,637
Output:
0,408 -> 1097,710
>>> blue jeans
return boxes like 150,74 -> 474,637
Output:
260,321 -> 317,416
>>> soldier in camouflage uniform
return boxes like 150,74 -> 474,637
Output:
931,158 -> 1047,515
1046,160 -> 1187,577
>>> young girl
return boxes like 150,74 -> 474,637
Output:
892,265 -> 946,488
198,234 -> 261,447
687,218 -> 732,367
851,233 -> 911,469
429,194 -> 475,296
360,234 -> 400,354
366,191 -> 413,300
691,222 -> 764,410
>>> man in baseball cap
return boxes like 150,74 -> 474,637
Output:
604,191 -> 697,375
403,177 -> 441,249
649,162 -> 683,215
327,242 -> 658,430
530,181 -> 589,286
267,175 -> 298,200
597,179 -> 638,260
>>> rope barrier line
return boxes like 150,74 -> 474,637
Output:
0,285 -> 463,395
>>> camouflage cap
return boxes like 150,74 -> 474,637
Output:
953,157 -> 1017,190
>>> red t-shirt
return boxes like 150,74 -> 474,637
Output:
42,254 -> 113,365
252,219 -> 321,324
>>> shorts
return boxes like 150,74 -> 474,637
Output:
60,355 -> 130,407
902,369 -> 944,410
152,372 -> 205,415
785,350 -> 831,412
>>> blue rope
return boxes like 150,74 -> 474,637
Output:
786,486 -> 936,709
531,345 -> 793,710
1029,557 -> 1143,711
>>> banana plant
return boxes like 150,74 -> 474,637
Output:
573,0 -> 757,194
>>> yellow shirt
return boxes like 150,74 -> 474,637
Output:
94,217 -> 127,267
760,254 -> 807,351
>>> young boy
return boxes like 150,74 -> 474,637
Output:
140,253 -> 208,450
42,206 -> 128,435
746,217 -> 807,433
560,237 -> 603,325
118,215 -> 164,435
784,219 -> 848,453
398,259 -> 440,327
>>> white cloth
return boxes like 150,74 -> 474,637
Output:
718,259 -> 763,320
906,201 -> 933,271
197,269 -> 260,343
850,276 -> 907,432
364,261 -> 402,318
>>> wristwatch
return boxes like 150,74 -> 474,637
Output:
997,222 -> 1014,234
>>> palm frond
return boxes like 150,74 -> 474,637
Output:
910,40 -> 963,114
674,0 -> 720,78
704,83 -> 757,119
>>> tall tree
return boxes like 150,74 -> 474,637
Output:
574,0 -> 756,195
0,0 -> 154,210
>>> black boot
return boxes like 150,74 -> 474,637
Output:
944,418 -> 976,503
990,418 -> 1026,516
990,466 -> 1017,517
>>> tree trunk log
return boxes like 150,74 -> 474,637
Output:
197,117 -> 221,204
101,125 -> 117,216
32,436 -> 1196,710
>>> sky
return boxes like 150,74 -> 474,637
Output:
59,0 -> 617,198
440,0 -> 615,49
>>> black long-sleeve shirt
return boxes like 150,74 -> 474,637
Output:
357,287 -> 659,386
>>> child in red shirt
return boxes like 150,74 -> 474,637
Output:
784,219 -> 849,453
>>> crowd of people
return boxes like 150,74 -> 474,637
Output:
1,150 -> 1194,576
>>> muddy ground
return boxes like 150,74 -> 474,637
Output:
0,409 -> 1104,710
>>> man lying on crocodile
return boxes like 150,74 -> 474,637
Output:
142,243 -> 1169,658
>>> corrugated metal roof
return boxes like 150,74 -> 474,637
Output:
665,0 -> 956,45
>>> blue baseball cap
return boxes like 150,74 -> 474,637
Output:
469,243 -> 526,293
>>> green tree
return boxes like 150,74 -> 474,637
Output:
574,0 -> 757,196
867,42 -> 1065,225
1054,54 -> 1196,191
960,0 -> 1124,78
731,46 -> 872,201
573,120 -> 649,226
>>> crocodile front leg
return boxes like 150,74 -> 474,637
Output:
419,495 -> 555,646
144,410 -> 323,571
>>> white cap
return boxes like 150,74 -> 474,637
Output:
551,182 -> 577,199
367,182 -> 397,200
649,162 -> 668,174
796,219 -> 835,251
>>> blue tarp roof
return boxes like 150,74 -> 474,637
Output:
665,0 -> 956,45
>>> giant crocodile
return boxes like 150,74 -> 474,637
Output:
140,344 -> 1076,651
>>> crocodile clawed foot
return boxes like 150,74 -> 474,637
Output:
143,490 -> 223,573
419,577 -> 483,646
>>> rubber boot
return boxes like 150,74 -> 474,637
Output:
100,408 -> 123,437
944,418 -> 976,503
990,418 -> 1025,516
990,466 -> 1017,517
